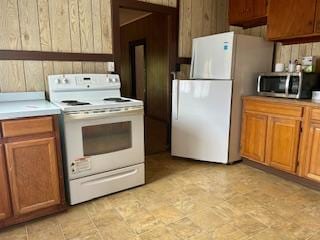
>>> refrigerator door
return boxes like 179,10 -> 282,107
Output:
171,80 -> 232,163
190,32 -> 235,80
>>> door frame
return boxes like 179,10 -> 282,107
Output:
111,0 -> 178,76
111,0 -> 179,147
129,39 -> 147,106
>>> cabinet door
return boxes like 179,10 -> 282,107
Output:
268,0 -> 317,39
229,0 -> 247,23
315,0 -> 320,32
5,138 -> 61,216
266,117 -> 301,173
251,0 -> 268,18
241,112 -> 268,163
303,123 -> 320,182
0,144 -> 12,220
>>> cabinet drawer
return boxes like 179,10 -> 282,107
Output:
1,117 -> 54,138
244,100 -> 303,117
311,108 -> 320,121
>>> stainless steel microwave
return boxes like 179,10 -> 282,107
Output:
257,72 -> 320,99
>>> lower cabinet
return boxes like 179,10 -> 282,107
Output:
0,145 -> 12,221
0,116 -> 66,229
242,97 -> 320,187
5,138 -> 61,216
241,113 -> 268,163
303,122 -> 320,182
266,117 -> 301,173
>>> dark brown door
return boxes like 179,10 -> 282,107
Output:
0,144 -> 12,220
268,0 -> 317,39
5,138 -> 61,216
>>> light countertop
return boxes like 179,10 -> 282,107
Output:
0,92 -> 60,120
243,95 -> 320,108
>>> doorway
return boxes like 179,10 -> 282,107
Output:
129,40 -> 146,102
112,1 -> 178,155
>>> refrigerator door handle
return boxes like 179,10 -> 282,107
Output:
175,80 -> 180,120
190,44 -> 196,79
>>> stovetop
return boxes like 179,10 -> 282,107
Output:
53,97 -> 143,112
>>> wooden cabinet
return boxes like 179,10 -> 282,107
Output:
267,0 -> 319,41
241,98 -> 302,174
266,117 -> 301,173
5,138 -> 60,216
314,0 -> 320,33
0,116 -> 65,229
303,123 -> 320,182
241,113 -> 268,163
0,145 -> 12,221
229,0 -> 268,28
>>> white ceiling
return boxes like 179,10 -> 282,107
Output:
120,8 -> 152,27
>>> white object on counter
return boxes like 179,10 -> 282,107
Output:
0,92 -> 60,120
275,63 -> 285,72
288,63 -> 296,73
312,91 -> 320,101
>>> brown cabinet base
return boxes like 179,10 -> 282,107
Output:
0,116 -> 67,230
0,204 -> 67,229
243,158 -> 320,191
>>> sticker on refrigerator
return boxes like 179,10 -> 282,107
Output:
224,42 -> 229,50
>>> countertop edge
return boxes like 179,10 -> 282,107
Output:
243,96 -> 320,108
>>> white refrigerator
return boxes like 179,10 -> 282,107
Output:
171,32 -> 274,164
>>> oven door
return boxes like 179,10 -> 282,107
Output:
63,107 -> 144,180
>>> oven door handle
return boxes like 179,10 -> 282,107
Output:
64,108 -> 144,121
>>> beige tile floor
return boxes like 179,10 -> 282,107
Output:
1,152 -> 320,240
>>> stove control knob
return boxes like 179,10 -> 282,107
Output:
61,77 -> 68,84
55,79 -> 61,84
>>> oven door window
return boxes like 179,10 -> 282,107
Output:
259,76 -> 287,94
82,122 -> 132,156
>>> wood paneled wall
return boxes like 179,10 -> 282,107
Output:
0,0 -> 231,91
0,0 -> 113,92
178,0 -> 229,58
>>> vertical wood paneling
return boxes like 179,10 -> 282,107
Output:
49,0 -> 72,52
191,1 -> 203,39
79,0 -> 95,72
179,0 -> 192,57
0,0 -> 179,92
37,0 -> 52,51
0,0 -> 21,50
18,0 -> 41,51
42,61 -> 54,92
24,61 -> 45,91
92,0 -> 104,72
178,0 -> 229,58
0,61 -> 26,92
100,0 -> 112,53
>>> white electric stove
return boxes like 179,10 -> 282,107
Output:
48,74 -> 145,205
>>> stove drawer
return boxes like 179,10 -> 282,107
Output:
68,163 -> 145,205
1,116 -> 54,138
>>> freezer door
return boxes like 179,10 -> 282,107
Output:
171,80 -> 232,163
190,32 -> 235,80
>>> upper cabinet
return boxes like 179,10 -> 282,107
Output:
229,0 -> 268,28
267,0 -> 317,40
